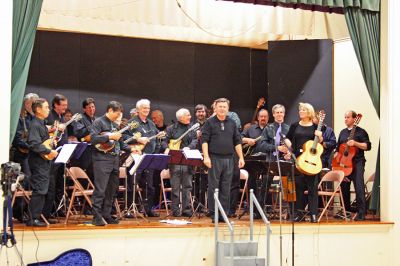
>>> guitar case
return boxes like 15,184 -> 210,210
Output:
27,248 -> 92,266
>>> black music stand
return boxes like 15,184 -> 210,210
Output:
128,154 -> 170,223
167,150 -> 204,219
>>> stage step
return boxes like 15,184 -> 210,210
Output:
217,241 -> 265,266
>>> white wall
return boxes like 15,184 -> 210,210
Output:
333,39 -> 380,186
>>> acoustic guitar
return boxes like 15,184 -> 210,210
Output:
332,114 -> 362,176
168,123 -> 200,150
95,121 -> 139,153
296,110 -> 326,175
242,97 -> 266,131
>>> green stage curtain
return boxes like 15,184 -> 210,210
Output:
10,0 -> 43,143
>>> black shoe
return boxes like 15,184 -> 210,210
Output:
211,217 -> 225,223
147,211 -> 160,217
172,211 -> 181,217
310,214 -> 318,223
125,213 -> 134,219
354,213 -> 365,221
292,215 -> 302,222
92,216 -> 106,226
182,212 -> 193,217
227,213 -> 237,218
26,219 -> 47,227
334,211 -> 351,219
104,217 -> 120,224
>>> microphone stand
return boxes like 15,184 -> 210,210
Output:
280,132 -> 296,266
272,127 -> 284,266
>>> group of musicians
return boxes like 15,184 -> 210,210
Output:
10,93 -> 371,226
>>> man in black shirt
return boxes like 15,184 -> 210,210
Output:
336,110 -> 371,221
90,101 -> 133,226
125,99 -> 160,217
73,98 -> 97,180
162,108 -> 198,217
242,109 -> 269,155
202,98 -> 244,222
151,109 -> 167,132
27,99 -> 58,226
43,94 -> 68,219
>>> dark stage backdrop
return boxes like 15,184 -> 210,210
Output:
267,39 -> 333,126
27,31 -> 268,126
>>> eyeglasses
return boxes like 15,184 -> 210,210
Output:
220,122 -> 224,131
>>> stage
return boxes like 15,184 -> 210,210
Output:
4,213 -> 392,266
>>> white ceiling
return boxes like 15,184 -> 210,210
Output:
38,0 -> 349,49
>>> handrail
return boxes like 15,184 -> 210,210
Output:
249,189 -> 271,266
214,189 -> 234,266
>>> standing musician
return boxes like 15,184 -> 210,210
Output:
242,109 -> 269,154
125,99 -> 160,217
253,104 -> 290,215
90,101 -> 134,226
193,104 -> 208,208
73,98 -> 97,180
43,94 -> 68,219
284,103 -> 323,223
162,108 -> 198,217
336,110 -> 371,221
12,93 -> 39,180
202,98 -> 244,222
26,99 -> 58,226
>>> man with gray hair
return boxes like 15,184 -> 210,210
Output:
162,108 -> 198,217
124,99 -> 160,217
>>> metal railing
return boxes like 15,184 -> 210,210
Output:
214,188 -> 234,266
249,189 -> 271,266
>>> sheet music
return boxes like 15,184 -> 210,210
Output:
55,144 -> 77,164
182,149 -> 203,160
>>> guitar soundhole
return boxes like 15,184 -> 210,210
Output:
310,148 -> 317,155
344,151 -> 348,156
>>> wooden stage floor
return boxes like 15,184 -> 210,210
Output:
12,211 -> 385,231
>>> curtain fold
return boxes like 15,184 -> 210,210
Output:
223,0 -> 380,12
10,0 -> 43,143
344,6 -> 380,212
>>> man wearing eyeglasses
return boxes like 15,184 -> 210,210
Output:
202,98 -> 245,223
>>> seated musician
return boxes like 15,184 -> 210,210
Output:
90,101 -> 135,226
162,108 -> 198,217
284,103 -> 323,223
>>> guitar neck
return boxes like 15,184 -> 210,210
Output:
312,120 -> 324,149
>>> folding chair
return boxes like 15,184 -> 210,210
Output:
65,167 -> 95,224
159,169 -> 194,215
114,167 -> 128,218
238,169 -> 249,211
317,170 -> 347,222
12,185 -> 50,225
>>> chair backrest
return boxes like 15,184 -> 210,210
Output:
365,172 -> 375,184
318,170 -> 345,189
160,169 -> 171,180
240,169 -> 249,180
68,167 -> 94,190
119,167 -> 127,179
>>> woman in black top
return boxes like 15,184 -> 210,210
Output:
285,103 -> 323,223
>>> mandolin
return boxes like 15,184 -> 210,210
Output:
41,121 -> 60,160
296,110 -> 325,175
129,131 -> 166,151
52,113 -> 82,140
95,121 -> 139,153
332,114 -> 362,176
168,123 -> 199,150
242,135 -> 263,157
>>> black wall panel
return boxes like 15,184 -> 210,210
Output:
267,40 -> 333,126
27,31 -> 268,125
